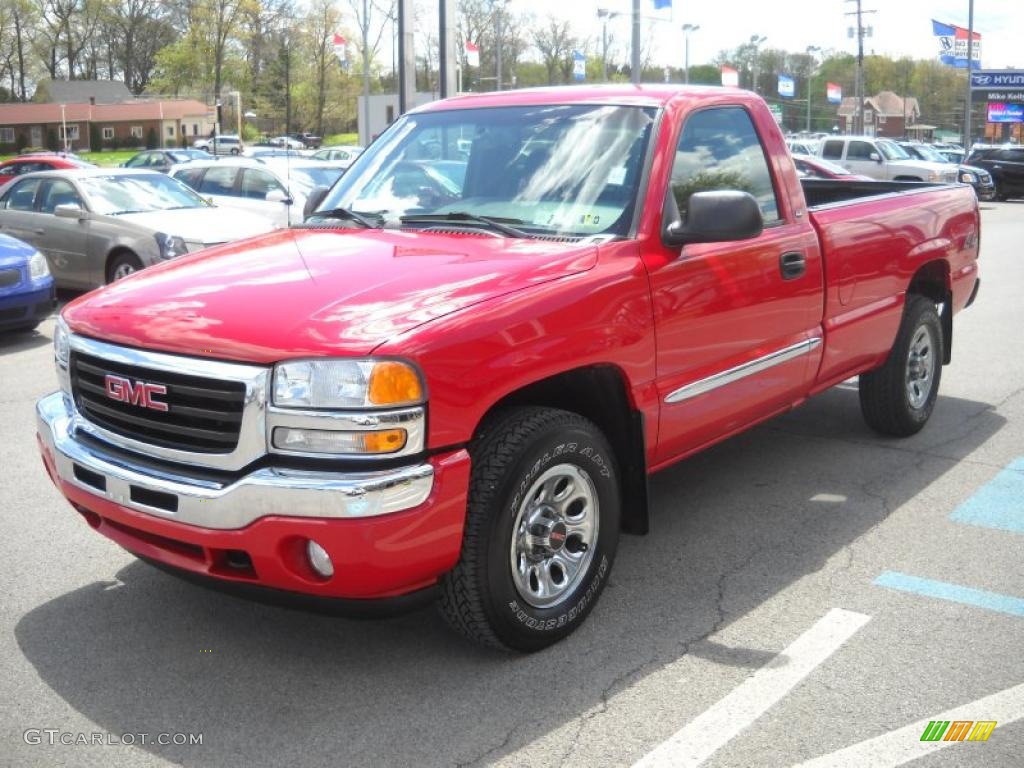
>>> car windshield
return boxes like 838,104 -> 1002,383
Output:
79,173 -> 210,215
320,104 -> 656,238
282,166 -> 344,193
877,140 -> 911,160
911,144 -> 950,163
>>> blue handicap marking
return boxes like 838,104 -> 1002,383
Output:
949,457 -> 1024,534
874,571 -> 1024,618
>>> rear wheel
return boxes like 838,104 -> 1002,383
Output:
859,295 -> 943,436
439,407 -> 620,651
106,251 -> 143,283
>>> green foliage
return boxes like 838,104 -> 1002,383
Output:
672,170 -> 755,213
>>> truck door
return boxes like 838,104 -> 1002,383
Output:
842,140 -> 883,179
646,105 -> 824,464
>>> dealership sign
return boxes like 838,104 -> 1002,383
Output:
778,74 -> 794,98
970,70 -> 1024,90
988,102 -> 1024,123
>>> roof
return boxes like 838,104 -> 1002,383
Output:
0,100 -> 212,126
34,79 -> 134,104
837,91 -> 920,118
416,84 -> 747,112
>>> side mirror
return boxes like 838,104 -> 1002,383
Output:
662,190 -> 764,247
870,152 -> 882,162
53,204 -> 87,220
265,189 -> 292,205
303,186 -> 330,219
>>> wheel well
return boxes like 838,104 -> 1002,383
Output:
907,260 -> 953,364
477,366 -> 649,535
105,247 -> 139,279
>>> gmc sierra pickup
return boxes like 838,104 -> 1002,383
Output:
37,86 -> 980,651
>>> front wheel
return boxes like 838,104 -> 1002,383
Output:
106,251 -> 143,283
439,407 -> 620,651
859,295 -> 943,436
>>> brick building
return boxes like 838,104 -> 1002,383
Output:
837,91 -> 922,138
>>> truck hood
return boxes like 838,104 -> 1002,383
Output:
888,159 -> 957,179
63,228 -> 597,363
115,207 -> 276,246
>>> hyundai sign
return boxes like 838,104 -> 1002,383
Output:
970,70 -> 1024,90
988,102 -> 1024,123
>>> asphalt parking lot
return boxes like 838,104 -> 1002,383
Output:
1,201 -> 1021,768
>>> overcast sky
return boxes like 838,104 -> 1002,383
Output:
453,0 -> 1023,72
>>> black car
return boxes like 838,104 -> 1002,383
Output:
122,148 -> 211,173
897,141 -> 996,201
289,132 -> 322,149
965,145 -> 1024,201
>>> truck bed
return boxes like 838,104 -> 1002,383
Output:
801,178 -> 944,209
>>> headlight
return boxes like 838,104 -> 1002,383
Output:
28,251 -> 50,280
272,359 -> 424,409
54,317 -> 70,369
155,232 -> 188,260
959,171 -> 977,183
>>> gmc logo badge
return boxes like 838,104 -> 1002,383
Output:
104,374 -> 169,412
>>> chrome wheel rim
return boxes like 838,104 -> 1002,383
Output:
905,324 -> 936,409
112,262 -> 136,280
510,464 -> 599,609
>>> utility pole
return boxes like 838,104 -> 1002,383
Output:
631,0 -> 640,85
964,0 -> 975,146
845,0 -> 876,135
806,45 -> 820,132
682,24 -> 699,85
361,0 -> 370,145
749,35 -> 766,94
598,9 -> 619,82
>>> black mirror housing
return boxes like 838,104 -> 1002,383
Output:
303,186 -> 330,220
661,190 -> 764,247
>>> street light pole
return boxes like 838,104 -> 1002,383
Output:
682,24 -> 699,85
964,0 -> 975,145
631,0 -> 641,85
598,9 -> 617,82
806,45 -> 821,132
749,34 -> 767,93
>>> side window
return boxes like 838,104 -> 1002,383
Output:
198,166 -> 238,196
669,106 -> 780,223
2,179 -> 42,210
822,140 -> 844,159
174,167 -> 205,191
39,179 -> 83,213
847,141 -> 875,160
125,153 -> 147,168
15,162 -> 45,175
997,149 -> 1024,162
239,169 -> 285,199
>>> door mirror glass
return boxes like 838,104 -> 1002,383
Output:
870,152 -> 881,162
265,189 -> 292,204
53,204 -> 86,219
662,190 -> 764,247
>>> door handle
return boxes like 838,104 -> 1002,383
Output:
780,252 -> 806,280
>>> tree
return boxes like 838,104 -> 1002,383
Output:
304,0 -> 343,136
533,16 -> 575,85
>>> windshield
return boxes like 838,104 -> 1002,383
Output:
80,173 -> 210,215
286,166 -> 344,193
319,104 -> 656,238
877,140 -> 911,160
910,144 -> 949,163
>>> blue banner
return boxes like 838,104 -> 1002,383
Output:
652,0 -> 672,8
778,74 -> 795,99
573,51 -> 586,82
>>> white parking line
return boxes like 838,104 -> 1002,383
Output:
793,681 -> 1024,767
632,608 -> 871,768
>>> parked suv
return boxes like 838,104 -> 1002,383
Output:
193,135 -> 244,156
965,145 -> 1024,201
819,136 -> 958,183
897,141 -> 995,201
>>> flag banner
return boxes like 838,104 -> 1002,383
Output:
653,0 -> 673,9
778,74 -> 795,98
465,40 -> 480,67
721,65 -> 738,87
573,50 -> 586,81
932,19 -> 982,70
333,33 -> 348,69
826,82 -> 842,104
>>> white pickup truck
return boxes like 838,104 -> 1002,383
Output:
819,136 -> 958,183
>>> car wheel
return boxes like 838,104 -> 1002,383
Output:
106,251 -> 143,284
439,407 -> 620,652
230,148 -> 240,156
859,295 -> 943,437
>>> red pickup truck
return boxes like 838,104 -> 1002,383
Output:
37,86 -> 980,651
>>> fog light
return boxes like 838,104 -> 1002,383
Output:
306,540 -> 334,578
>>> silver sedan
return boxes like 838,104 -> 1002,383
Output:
0,168 -> 276,289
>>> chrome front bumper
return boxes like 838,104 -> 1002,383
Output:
37,392 -> 435,530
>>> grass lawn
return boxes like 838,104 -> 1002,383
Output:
0,149 -> 139,167
321,132 -> 360,147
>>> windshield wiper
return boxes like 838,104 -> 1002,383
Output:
307,207 -> 382,228
399,212 -> 530,238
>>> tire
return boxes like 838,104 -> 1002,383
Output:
859,295 -> 943,437
230,147 -> 240,155
439,407 -> 620,652
106,251 -> 143,284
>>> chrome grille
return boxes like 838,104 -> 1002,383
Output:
70,351 -> 246,453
